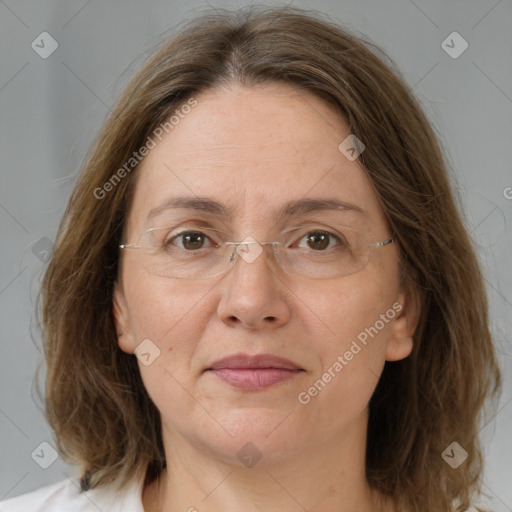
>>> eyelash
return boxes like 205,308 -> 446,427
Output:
165,228 -> 347,251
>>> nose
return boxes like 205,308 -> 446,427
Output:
216,243 -> 291,330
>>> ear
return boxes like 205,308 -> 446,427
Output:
385,283 -> 421,361
113,280 -> 136,354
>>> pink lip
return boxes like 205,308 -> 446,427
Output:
207,353 -> 304,391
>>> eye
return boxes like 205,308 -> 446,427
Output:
168,231 -> 217,251
295,231 -> 343,251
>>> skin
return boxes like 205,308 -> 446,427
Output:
113,82 -> 420,512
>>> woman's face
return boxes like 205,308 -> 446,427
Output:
114,82 -> 417,466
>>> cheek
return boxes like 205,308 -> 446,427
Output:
122,267 -> 217,385
123,265 -> 210,340
304,269 -> 397,355
295,324 -> 388,439
294,273 -> 397,425
122,272 -> 218,428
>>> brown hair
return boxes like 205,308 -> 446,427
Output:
40,5 -> 501,511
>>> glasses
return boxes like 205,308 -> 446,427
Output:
119,224 -> 393,280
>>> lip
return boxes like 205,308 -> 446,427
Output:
206,353 -> 304,391
209,353 -> 302,371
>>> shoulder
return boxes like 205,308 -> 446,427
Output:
0,477 -> 144,512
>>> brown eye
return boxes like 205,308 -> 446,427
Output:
307,232 -> 329,250
174,231 -> 211,250
299,231 -> 336,251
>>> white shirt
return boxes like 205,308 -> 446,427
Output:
0,477 -> 145,512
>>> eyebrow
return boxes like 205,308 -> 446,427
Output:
147,196 -> 366,222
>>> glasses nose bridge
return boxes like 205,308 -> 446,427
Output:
225,240 -> 279,268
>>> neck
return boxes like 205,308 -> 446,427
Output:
142,410 -> 394,512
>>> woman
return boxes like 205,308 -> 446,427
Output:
0,5 -> 501,512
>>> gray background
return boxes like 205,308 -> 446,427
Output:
1,0 -> 511,508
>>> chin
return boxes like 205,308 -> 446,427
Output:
188,407 -> 309,465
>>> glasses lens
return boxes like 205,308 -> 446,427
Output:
137,226 -> 230,279
278,233 -> 370,279
132,224 -> 384,279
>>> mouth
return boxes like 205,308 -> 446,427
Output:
206,353 -> 305,391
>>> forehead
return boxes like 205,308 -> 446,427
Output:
126,82 -> 387,233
